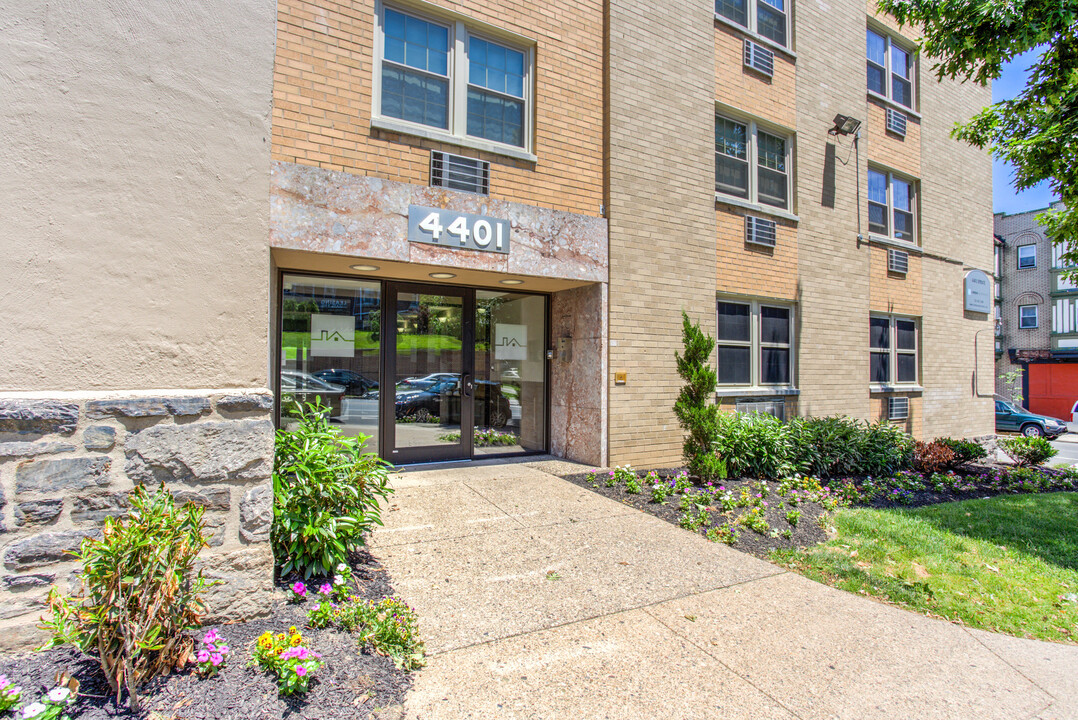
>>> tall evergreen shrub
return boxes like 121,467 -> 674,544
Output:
674,311 -> 726,480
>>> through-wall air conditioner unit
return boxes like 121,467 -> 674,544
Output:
743,39 -> 775,78
885,107 -> 907,137
887,248 -> 909,275
736,398 -> 786,421
430,150 -> 490,195
745,215 -> 777,248
888,396 -> 910,421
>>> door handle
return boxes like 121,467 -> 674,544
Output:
462,374 -> 474,397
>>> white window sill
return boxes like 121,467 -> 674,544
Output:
869,384 -> 924,394
370,116 -> 538,163
716,194 -> 799,223
716,387 -> 800,397
713,14 -> 797,60
866,91 -> 922,120
867,233 -> 921,254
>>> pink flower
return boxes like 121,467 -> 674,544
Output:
319,583 -> 333,595
203,629 -> 219,643
210,653 -> 224,666
218,645 -> 230,654
292,581 -> 306,595
294,666 -> 307,677
206,643 -> 216,652
196,650 -> 210,663
294,647 -> 309,660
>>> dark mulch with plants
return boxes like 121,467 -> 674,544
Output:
0,550 -> 411,720
560,468 -> 831,560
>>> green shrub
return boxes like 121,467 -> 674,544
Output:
786,416 -> 911,477
39,485 -> 209,710
359,597 -> 426,670
673,312 -> 726,481
999,436 -> 1058,467
714,411 -> 792,480
273,400 -> 393,578
935,437 -> 988,467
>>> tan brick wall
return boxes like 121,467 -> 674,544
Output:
716,206 -> 798,299
869,245 -> 922,315
714,24 -> 796,129
272,0 -> 604,217
865,100 -> 921,177
607,0 -> 717,467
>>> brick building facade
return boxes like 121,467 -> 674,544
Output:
0,0 -> 993,645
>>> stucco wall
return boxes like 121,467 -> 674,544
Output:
0,1 -> 276,392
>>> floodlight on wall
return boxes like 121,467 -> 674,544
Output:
828,113 -> 864,243
829,114 -> 862,136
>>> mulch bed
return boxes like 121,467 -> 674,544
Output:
560,468 -> 830,560
0,550 -> 411,720
559,462 -> 1072,560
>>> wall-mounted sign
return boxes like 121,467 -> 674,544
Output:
310,313 -> 355,358
964,269 -> 991,313
408,205 -> 511,254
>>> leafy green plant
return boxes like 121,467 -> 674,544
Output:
252,628 -> 322,695
624,474 -> 642,494
935,437 -> 988,467
16,685 -> 76,720
673,311 -> 726,481
738,506 -> 769,534
706,522 -> 739,545
39,485 -> 208,711
714,412 -> 792,479
999,436 -> 1058,467
358,597 -> 426,671
678,506 -> 710,532
273,400 -> 394,578
0,675 -> 21,713
786,416 -> 912,477
785,509 -> 801,527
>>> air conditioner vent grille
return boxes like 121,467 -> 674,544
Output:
745,215 -> 778,248
888,248 -> 909,274
736,398 -> 786,421
743,39 -> 775,77
430,151 -> 490,195
889,396 -> 910,420
886,107 -> 908,137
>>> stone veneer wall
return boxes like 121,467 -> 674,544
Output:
0,390 -> 276,651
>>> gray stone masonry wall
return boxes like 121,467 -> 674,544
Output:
0,390 -> 275,651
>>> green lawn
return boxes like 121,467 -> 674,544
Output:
772,493 -> 1078,644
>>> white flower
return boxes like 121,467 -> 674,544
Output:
21,702 -> 47,719
47,687 -> 71,703
333,574 -> 344,586
336,563 -> 348,573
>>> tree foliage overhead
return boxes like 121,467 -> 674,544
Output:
877,0 -> 1077,260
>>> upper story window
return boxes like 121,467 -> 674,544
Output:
868,167 -> 916,244
867,28 -> 914,109
716,114 -> 791,210
376,7 -> 532,152
870,315 -> 918,385
1019,304 -> 1039,329
1017,244 -> 1036,269
716,0 -> 789,48
717,299 -> 795,387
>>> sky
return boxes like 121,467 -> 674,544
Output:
991,48 -> 1059,215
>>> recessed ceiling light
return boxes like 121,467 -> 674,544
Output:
350,264 -> 380,272
429,272 -> 456,279
499,279 -> 524,285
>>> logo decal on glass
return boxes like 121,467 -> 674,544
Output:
310,314 -> 355,358
495,324 -> 527,360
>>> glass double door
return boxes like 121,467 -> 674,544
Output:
381,282 -> 546,464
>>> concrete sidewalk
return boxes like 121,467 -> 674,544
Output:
371,459 -> 1078,719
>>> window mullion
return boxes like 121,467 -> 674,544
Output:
752,302 -> 761,387
452,22 -> 467,137
748,123 -> 758,205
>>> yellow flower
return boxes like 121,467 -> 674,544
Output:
289,626 -> 297,634
290,634 -> 302,646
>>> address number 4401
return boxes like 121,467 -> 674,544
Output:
417,212 -> 507,251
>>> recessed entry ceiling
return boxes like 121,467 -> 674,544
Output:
272,248 -> 595,292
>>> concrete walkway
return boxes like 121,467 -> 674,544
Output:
370,459 -> 1078,719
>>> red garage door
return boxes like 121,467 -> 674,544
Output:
1027,362 -> 1078,421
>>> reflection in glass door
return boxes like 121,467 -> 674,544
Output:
383,284 -> 473,464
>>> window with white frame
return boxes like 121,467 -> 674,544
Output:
1019,304 -> 1038,329
376,6 -> 532,151
716,114 -> 791,210
715,0 -> 789,47
1017,244 -> 1036,269
717,300 -> 795,387
867,28 -> 914,109
870,315 -> 918,385
868,167 -> 916,243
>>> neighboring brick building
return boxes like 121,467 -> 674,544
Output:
0,0 -> 994,645
995,202 -> 1077,420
